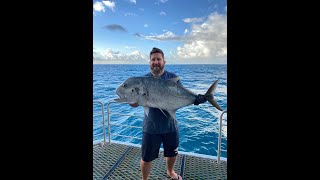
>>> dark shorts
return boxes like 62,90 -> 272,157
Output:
141,132 -> 179,162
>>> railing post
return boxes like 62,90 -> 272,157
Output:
217,110 -> 227,163
107,101 -> 112,145
93,100 -> 106,146
101,102 -> 106,146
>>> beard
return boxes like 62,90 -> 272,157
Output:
150,65 -> 164,77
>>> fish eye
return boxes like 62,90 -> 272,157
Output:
122,83 -> 127,87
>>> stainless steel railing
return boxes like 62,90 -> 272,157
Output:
217,110 -> 227,163
93,100 -> 227,162
106,101 -> 143,145
93,100 -> 106,145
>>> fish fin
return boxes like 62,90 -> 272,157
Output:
144,107 -> 150,116
167,110 -> 177,120
152,103 -> 167,118
114,98 -> 128,102
158,108 -> 168,118
152,101 -> 168,118
204,79 -> 223,111
167,77 -> 181,84
139,91 -> 149,107
145,106 -> 168,118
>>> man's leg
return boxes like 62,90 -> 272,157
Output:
140,159 -> 152,180
166,156 -> 178,177
163,132 -> 180,179
141,132 -> 162,180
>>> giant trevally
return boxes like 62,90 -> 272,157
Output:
114,76 -> 223,120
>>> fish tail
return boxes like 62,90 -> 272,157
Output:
204,79 -> 223,111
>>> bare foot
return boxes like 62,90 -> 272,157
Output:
166,171 -> 182,180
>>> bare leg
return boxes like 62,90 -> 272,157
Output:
140,159 -> 152,180
166,156 -> 181,179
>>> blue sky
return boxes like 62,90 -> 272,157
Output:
93,0 -> 227,64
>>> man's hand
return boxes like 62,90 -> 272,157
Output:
194,94 -> 207,105
129,103 -> 139,107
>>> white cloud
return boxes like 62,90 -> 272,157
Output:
159,0 -> 168,3
183,17 -> 204,23
175,12 -> 227,63
177,41 -> 210,58
125,13 -> 138,16
160,11 -> 166,16
144,30 -> 181,41
93,0 -> 116,12
139,12 -> 226,62
125,46 -> 136,49
155,0 -> 168,5
217,47 -> 227,57
93,2 -> 105,12
144,24 -> 148,27
93,48 -> 149,64
102,0 -> 116,12
129,0 -> 136,4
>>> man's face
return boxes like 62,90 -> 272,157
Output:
150,52 -> 166,76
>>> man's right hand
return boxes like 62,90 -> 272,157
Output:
129,103 -> 139,107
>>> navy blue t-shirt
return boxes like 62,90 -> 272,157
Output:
143,70 -> 182,134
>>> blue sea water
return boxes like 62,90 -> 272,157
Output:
93,64 -> 227,158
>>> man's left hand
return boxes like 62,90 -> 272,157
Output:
194,94 -> 207,105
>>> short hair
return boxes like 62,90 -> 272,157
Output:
150,47 -> 164,59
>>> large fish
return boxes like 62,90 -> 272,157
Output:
114,76 -> 222,120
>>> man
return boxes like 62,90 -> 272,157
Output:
130,47 -> 207,180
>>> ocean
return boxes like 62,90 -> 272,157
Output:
93,64 -> 227,158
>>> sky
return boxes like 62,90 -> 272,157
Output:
93,0 -> 227,64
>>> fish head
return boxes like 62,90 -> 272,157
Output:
115,77 -> 143,104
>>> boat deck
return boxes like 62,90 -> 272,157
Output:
93,142 -> 227,180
